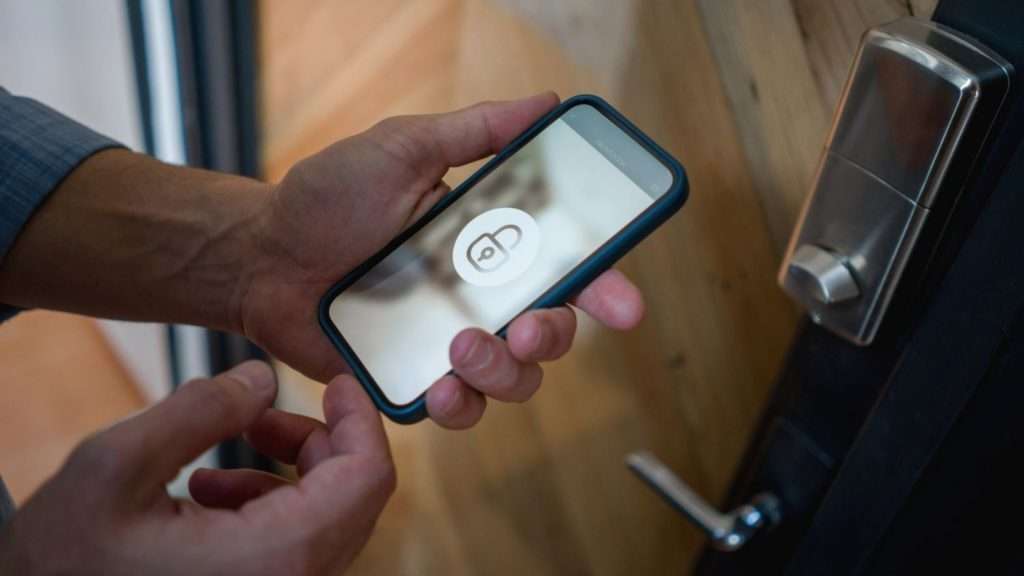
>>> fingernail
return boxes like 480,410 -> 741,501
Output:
525,316 -> 545,353
459,336 -> 492,372
439,385 -> 464,418
451,332 -> 474,363
225,361 -> 275,394
527,90 -> 557,103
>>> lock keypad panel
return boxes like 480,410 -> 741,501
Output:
831,38 -> 967,205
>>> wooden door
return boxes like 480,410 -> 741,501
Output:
259,1 -> 935,573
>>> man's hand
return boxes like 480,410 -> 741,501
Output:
240,93 -> 645,428
0,361 -> 394,576
0,92 -> 645,429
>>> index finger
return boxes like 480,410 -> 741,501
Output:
571,269 -> 646,330
292,375 -> 395,528
420,92 -> 559,168
242,376 -> 395,536
322,374 -> 391,459
373,92 -> 560,187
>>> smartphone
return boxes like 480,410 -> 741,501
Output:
319,95 -> 688,423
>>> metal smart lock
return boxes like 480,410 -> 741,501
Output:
627,17 -> 1014,557
779,18 -> 1011,345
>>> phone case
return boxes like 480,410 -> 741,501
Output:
318,94 -> 689,423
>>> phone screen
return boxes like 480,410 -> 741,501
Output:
327,103 -> 675,406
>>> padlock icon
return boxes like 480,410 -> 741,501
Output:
466,224 -> 523,273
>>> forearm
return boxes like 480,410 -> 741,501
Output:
0,148 -> 269,331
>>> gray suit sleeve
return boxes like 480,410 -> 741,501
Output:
0,87 -> 124,320
0,476 -> 14,527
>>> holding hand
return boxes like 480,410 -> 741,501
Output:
0,92 -> 646,430
0,361 -> 394,576
241,93 -> 645,428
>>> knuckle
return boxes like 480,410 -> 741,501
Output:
262,543 -> 316,576
286,545 -> 320,576
529,314 -> 555,356
490,375 -> 521,400
370,115 -> 433,167
376,459 -> 398,499
372,115 -> 410,136
516,365 -> 544,403
486,359 -> 532,402
68,433 -> 125,480
361,454 -> 398,503
189,377 -> 247,426
553,312 -> 577,354
471,100 -> 495,113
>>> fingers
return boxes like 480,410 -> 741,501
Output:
409,180 -> 451,223
506,306 -> 576,362
425,375 -> 487,429
247,377 -> 395,539
571,269 -> 646,330
282,452 -> 395,555
244,409 -> 332,476
449,328 -> 543,403
428,309 -> 569,429
102,360 -> 278,488
184,377 -> 382,514
184,381 -> 371,512
425,268 -> 643,429
189,468 -> 290,510
423,92 -> 559,166
427,306 -> 573,429
290,415 -> 396,538
322,374 -> 390,459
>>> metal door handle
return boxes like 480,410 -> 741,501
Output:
626,451 -> 781,551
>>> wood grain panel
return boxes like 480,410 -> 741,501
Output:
0,1 -> 944,572
259,0 -> 940,572
0,311 -> 144,503
699,0 -> 937,254
261,0 -> 463,181
791,0 -> 937,114
697,0 -> 831,253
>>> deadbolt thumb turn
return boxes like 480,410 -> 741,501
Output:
779,18 -> 1011,345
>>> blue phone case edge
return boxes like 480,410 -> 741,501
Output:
317,94 -> 689,424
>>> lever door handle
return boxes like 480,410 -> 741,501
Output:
626,451 -> 781,551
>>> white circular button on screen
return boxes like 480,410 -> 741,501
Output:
453,207 -> 540,287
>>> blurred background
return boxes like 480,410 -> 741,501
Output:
0,0 -> 936,573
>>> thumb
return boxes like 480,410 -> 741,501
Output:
246,375 -> 394,534
103,360 -> 278,489
369,92 -> 559,179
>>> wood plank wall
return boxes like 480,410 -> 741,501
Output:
260,1 -> 934,573
0,312 -> 144,503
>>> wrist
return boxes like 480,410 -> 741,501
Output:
193,176 -> 273,334
0,147 -> 274,331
